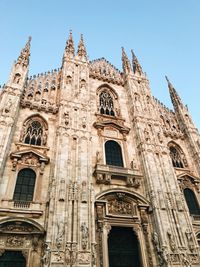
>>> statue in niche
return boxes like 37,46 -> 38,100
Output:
144,128 -> 150,142
167,230 -> 176,251
134,93 -> 141,112
81,222 -> 88,250
157,131 -> 163,143
13,73 -> 21,84
96,151 -> 102,164
66,75 -> 72,85
63,111 -> 69,126
65,243 -> 71,264
56,219 -> 64,249
4,98 -> 13,114
82,116 -> 86,128
80,79 -> 86,89
152,232 -> 160,252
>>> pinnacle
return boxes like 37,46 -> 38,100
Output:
16,36 -> 31,67
131,49 -> 143,75
64,30 -> 75,57
121,47 -> 132,74
165,76 -> 182,108
77,34 -> 87,59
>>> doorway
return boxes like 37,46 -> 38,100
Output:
0,251 -> 26,267
108,227 -> 141,267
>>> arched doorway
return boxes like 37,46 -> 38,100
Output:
0,251 -> 26,267
108,227 -> 141,267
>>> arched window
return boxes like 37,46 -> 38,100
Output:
21,117 -> 47,146
184,188 -> 200,216
13,169 -> 36,201
99,91 -> 115,116
105,140 -> 123,167
169,146 -> 184,168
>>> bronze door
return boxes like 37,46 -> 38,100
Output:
108,227 -> 141,267
0,251 -> 26,267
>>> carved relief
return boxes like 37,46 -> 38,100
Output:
7,235 -> 24,247
107,196 -> 136,216
78,252 -> 91,264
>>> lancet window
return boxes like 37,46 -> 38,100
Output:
21,116 -> 47,146
99,91 -> 115,116
13,168 -> 36,201
169,146 -> 184,168
105,140 -> 123,167
183,188 -> 200,216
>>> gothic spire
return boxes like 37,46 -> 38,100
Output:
121,47 -> 132,74
77,34 -> 87,61
165,76 -> 183,109
64,30 -> 75,59
16,36 -> 31,67
131,50 -> 143,75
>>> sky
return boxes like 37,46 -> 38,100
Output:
0,0 -> 199,129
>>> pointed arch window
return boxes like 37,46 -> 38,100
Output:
183,188 -> 200,216
99,91 -> 115,116
13,169 -> 36,201
21,117 -> 47,146
169,146 -> 184,168
105,140 -> 123,167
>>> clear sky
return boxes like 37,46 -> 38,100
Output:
0,0 -> 199,129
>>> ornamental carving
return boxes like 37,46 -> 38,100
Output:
10,149 -> 49,172
78,252 -> 91,264
0,222 -> 38,233
6,235 -> 24,247
105,193 -> 138,217
89,58 -> 123,85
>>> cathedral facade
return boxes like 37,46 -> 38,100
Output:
0,33 -> 199,267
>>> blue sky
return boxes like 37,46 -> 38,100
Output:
0,0 -> 199,129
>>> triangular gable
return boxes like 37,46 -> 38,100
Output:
10,149 -> 49,163
89,58 -> 123,85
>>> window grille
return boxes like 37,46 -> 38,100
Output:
13,169 -> 36,201
24,120 -> 43,146
184,188 -> 200,216
99,91 -> 115,116
169,147 -> 184,168
105,140 -> 123,167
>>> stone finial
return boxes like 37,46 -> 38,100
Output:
121,47 -> 132,74
165,76 -> 183,108
16,36 -> 31,67
77,34 -> 87,60
64,30 -> 75,59
131,49 -> 143,75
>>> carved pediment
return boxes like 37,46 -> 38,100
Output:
93,119 -> 130,135
10,149 -> 49,163
0,220 -> 44,234
177,174 -> 200,192
10,149 -> 49,172
89,58 -> 123,85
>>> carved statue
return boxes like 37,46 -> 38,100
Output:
41,243 -> 51,267
152,232 -> 160,252
4,99 -> 12,114
81,222 -> 89,250
56,219 -> 64,249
